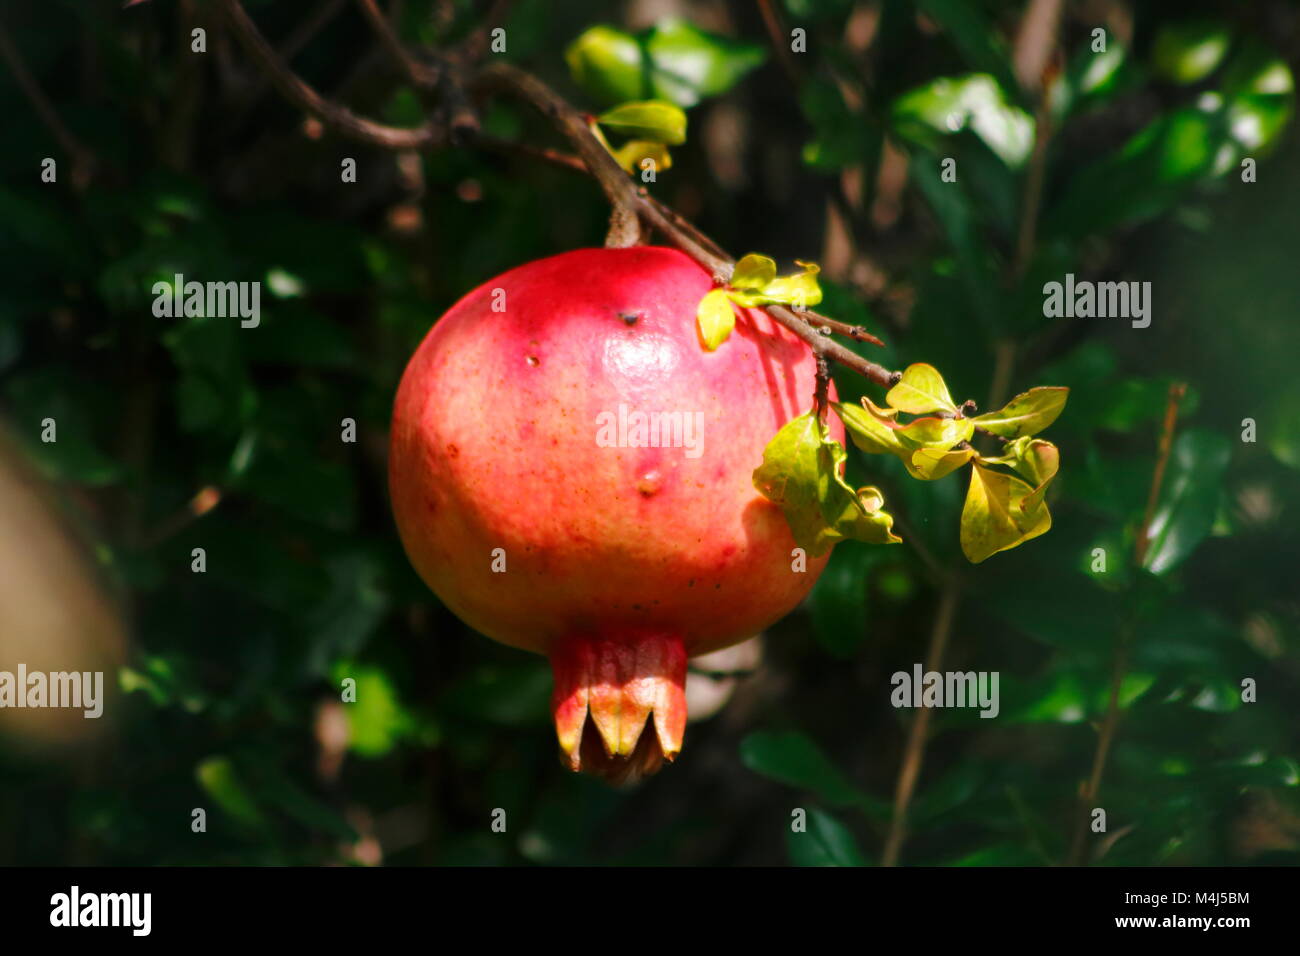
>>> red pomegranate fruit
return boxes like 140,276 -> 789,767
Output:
389,246 -> 840,781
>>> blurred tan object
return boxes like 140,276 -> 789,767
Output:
685,636 -> 762,723
0,429 -> 126,747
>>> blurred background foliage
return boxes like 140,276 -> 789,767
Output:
1,0 -> 1298,866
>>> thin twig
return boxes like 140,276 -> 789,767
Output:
882,583 -> 961,866
354,0 -> 439,87
1135,383 -> 1188,567
0,17 -> 96,186
217,0 -> 439,148
471,61 -> 642,243
1013,99 -> 1052,281
241,0 -> 351,106
757,0 -> 804,87
458,0 -> 514,65
1067,382 -> 1187,866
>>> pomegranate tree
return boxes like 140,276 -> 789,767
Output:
389,246 -> 852,780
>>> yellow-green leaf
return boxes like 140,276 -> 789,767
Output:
849,485 -> 903,544
727,257 -> 823,310
731,253 -> 778,291
834,399 -> 905,456
886,363 -> 958,415
597,100 -> 688,145
696,288 -> 736,350
970,386 -> 1069,438
896,415 -> 974,450
762,260 -> 823,310
753,411 -> 902,556
612,139 -> 673,173
960,461 -> 1052,563
906,445 -> 976,481
978,437 -> 1060,512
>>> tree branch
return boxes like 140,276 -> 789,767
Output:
217,0 -> 439,149
217,0 -> 896,385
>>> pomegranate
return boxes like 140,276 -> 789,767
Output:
389,246 -> 840,781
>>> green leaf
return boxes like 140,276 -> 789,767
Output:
695,287 -> 736,350
566,20 -> 764,109
913,0 -> 1016,94
196,756 -> 265,828
241,756 -> 358,841
799,74 -> 881,171
442,662 -> 552,727
960,461 -> 1052,564
892,74 -> 1034,167
1142,429 -> 1230,575
752,411 -> 902,557
1268,382 -> 1300,469
740,731 -> 868,808
1091,378 -> 1198,433
1048,107 -> 1222,238
1227,94 -> 1293,153
3,368 -> 124,485
1058,41 -> 1129,113
1152,19 -> 1232,85
641,18 -> 766,108
564,26 -> 643,106
944,842 -> 1042,866
1222,40 -> 1295,97
330,665 -> 413,758
809,543 -> 885,657
786,806 -> 869,867
886,363 -> 958,414
596,100 -> 687,145
970,386 -> 1068,438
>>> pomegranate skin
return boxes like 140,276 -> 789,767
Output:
390,245 -> 839,653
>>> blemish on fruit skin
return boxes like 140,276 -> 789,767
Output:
526,355 -> 540,367
446,443 -> 460,459
637,470 -> 664,497
619,311 -> 643,326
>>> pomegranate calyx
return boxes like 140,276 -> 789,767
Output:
549,630 -> 687,784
